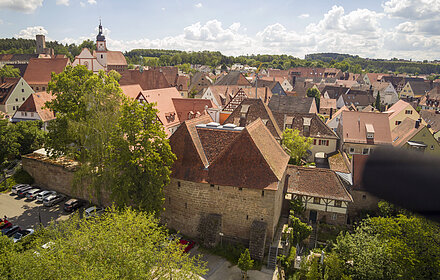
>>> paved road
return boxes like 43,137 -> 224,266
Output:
0,191 -> 77,229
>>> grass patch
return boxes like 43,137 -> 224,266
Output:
200,243 -> 262,270
0,168 -> 34,192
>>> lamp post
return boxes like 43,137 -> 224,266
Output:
219,232 -> 224,247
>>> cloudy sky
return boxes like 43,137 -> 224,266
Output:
0,0 -> 440,60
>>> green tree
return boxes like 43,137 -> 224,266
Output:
0,65 -> 20,78
281,129 -> 313,165
323,253 -> 351,280
14,120 -> 45,156
290,215 -> 312,245
306,88 -> 321,110
1,207 -> 207,279
238,249 -> 254,279
45,65 -> 175,212
306,257 -> 322,280
0,119 -> 20,185
375,92 -> 381,111
78,39 -> 96,51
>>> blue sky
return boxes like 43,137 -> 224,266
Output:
1,0 -> 440,60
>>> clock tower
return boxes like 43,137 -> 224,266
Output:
96,20 -> 107,69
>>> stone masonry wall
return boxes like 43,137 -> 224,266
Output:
162,178 -> 283,244
22,156 -> 111,206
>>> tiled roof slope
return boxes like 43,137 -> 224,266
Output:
286,166 -> 352,201
223,98 -> 282,139
23,58 -> 69,85
420,110 -> 440,132
119,69 -> 170,90
214,71 -> 251,86
273,112 -> 338,139
0,77 -> 20,105
169,118 -> 289,190
172,98 -> 214,123
341,111 -> 392,145
268,95 -> 315,114
391,118 -> 424,147
17,91 -> 55,122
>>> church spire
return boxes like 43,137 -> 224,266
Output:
96,19 -> 106,42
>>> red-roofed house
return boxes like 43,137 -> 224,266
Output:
385,99 -> 421,130
285,166 -> 352,225
23,57 -> 70,91
142,87 -> 182,136
172,98 -> 214,123
164,117 -> 290,260
338,111 -> 392,155
11,91 -> 55,130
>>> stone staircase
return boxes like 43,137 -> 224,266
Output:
308,222 -> 318,249
267,246 -> 278,269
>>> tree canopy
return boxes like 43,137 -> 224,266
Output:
281,128 -> 313,165
0,65 -> 20,78
0,207 -> 206,279
45,65 -> 175,212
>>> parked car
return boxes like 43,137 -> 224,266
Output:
17,186 -> 33,198
12,229 -> 34,243
11,184 -> 29,195
2,225 -> 20,237
36,190 -> 56,202
43,194 -> 66,207
179,239 -> 195,253
84,206 -> 104,218
25,188 -> 42,200
63,199 -> 85,213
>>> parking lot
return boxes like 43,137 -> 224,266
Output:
0,190 -> 87,229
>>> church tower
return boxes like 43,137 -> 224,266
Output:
96,20 -> 107,70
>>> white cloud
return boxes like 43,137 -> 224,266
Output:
195,2 -> 202,8
383,0 -> 440,19
0,0 -> 43,13
161,7 -> 165,11
88,0 -> 96,4
298,14 -> 310,19
80,2 -> 85,7
396,21 -> 417,33
56,0 -> 69,6
16,26 -> 48,39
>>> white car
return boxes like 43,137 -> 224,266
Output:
43,194 -> 65,207
11,184 -> 29,194
36,191 -> 56,202
25,189 -> 42,200
12,229 -> 34,243
84,206 -> 104,218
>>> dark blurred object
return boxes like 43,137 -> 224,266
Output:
362,147 -> 440,223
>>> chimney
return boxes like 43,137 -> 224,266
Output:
330,108 -> 333,119
358,117 -> 361,131
264,87 -> 268,103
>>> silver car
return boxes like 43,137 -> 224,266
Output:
26,189 -> 42,200
43,194 -> 65,207
36,191 -> 56,202
11,184 -> 29,194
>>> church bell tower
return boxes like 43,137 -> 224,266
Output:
96,20 -> 107,52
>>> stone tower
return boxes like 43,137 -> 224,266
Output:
36,34 -> 46,54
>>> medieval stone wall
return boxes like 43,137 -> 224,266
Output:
162,178 -> 284,244
22,156 -> 111,206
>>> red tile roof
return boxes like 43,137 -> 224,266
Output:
119,69 -> 170,90
120,84 -> 144,100
341,111 -> 392,145
385,100 -> 412,120
15,91 -> 55,122
0,77 -> 20,105
391,118 -> 424,147
286,166 -> 352,201
172,98 -> 214,123
23,58 -> 69,85
169,118 -> 289,190
106,51 -> 127,66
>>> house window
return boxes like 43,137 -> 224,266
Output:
31,112 -> 34,117
21,112 -> 24,116
42,87 -> 45,91
349,148 -> 355,154
261,191 -> 264,197
313,139 -> 316,145
395,121 -> 401,125
22,97 -> 25,101
313,197 -> 321,204
24,112 -> 27,116
15,98 -> 18,102
101,54 -> 103,59
334,200 -> 342,207
431,145 -> 434,150
177,181 -> 181,188
331,213 -> 337,220
185,202 -> 187,209
362,148 -> 369,155
36,87 -> 39,91
362,195 -> 367,200
12,106 -> 15,110
246,215 -> 249,220
284,124 -> 292,130
21,89 -> 24,93
239,187 -> 243,191
210,184 -> 214,188
405,110 -> 412,114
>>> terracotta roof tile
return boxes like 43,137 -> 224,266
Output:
119,69 -> 170,90
391,117 -> 424,147
341,111 -> 392,145
120,84 -> 143,100
385,100 -> 412,120
328,152 -> 351,174
172,98 -> 213,123
420,109 -> 440,132
273,112 -> 338,139
214,71 -> 251,86
106,51 -> 127,66
15,91 -> 55,122
0,77 -> 20,105
286,166 -> 352,201
23,58 -> 69,85
268,95 -> 316,114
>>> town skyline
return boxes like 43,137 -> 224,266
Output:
1,0 -> 440,61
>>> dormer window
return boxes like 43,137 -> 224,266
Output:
365,123 -> 375,139
284,116 -> 293,130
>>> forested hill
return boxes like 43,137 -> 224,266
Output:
1,37 -> 440,75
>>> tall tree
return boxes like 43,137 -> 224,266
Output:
375,92 -> 381,111
45,65 -> 175,212
1,207 -> 207,279
0,65 -> 20,78
281,128 -> 313,165
306,88 -> 321,111
238,249 -> 254,279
